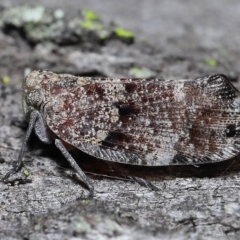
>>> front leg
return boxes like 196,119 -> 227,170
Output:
3,110 -> 41,180
55,139 -> 94,197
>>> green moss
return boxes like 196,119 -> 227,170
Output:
25,20 -> 70,43
2,76 -> 10,84
83,10 -> 99,21
23,170 -> 30,177
129,67 -> 155,78
205,57 -> 217,67
114,27 -> 133,38
80,20 -> 103,30
80,20 -> 93,29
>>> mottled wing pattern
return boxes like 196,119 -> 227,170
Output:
45,74 -> 240,166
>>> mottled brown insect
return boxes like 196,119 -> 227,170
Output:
4,70 -> 240,194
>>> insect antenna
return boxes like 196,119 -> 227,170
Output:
56,163 -> 132,182
219,158 -> 236,177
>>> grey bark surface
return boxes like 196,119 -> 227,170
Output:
0,1 -> 240,239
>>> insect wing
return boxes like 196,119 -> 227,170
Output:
45,74 -> 240,166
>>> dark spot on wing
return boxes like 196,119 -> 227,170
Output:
85,84 -> 104,100
114,102 -> 140,118
117,104 -> 132,116
95,85 -> 104,97
125,82 -> 137,93
101,131 -> 130,148
226,125 -> 236,138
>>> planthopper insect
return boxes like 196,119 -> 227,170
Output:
3,70 -> 240,195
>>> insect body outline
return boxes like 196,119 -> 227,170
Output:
4,70 -> 240,193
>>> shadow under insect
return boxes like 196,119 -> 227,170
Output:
28,131 -> 240,187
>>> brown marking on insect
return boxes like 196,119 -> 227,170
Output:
125,82 -> 138,93
51,84 -> 65,96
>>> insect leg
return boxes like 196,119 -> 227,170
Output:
55,139 -> 94,197
3,110 -> 40,181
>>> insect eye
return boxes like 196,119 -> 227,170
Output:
26,89 -> 43,107
226,125 -> 236,138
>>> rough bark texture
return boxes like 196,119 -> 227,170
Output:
1,1 -> 240,239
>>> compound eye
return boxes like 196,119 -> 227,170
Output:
26,89 -> 43,107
